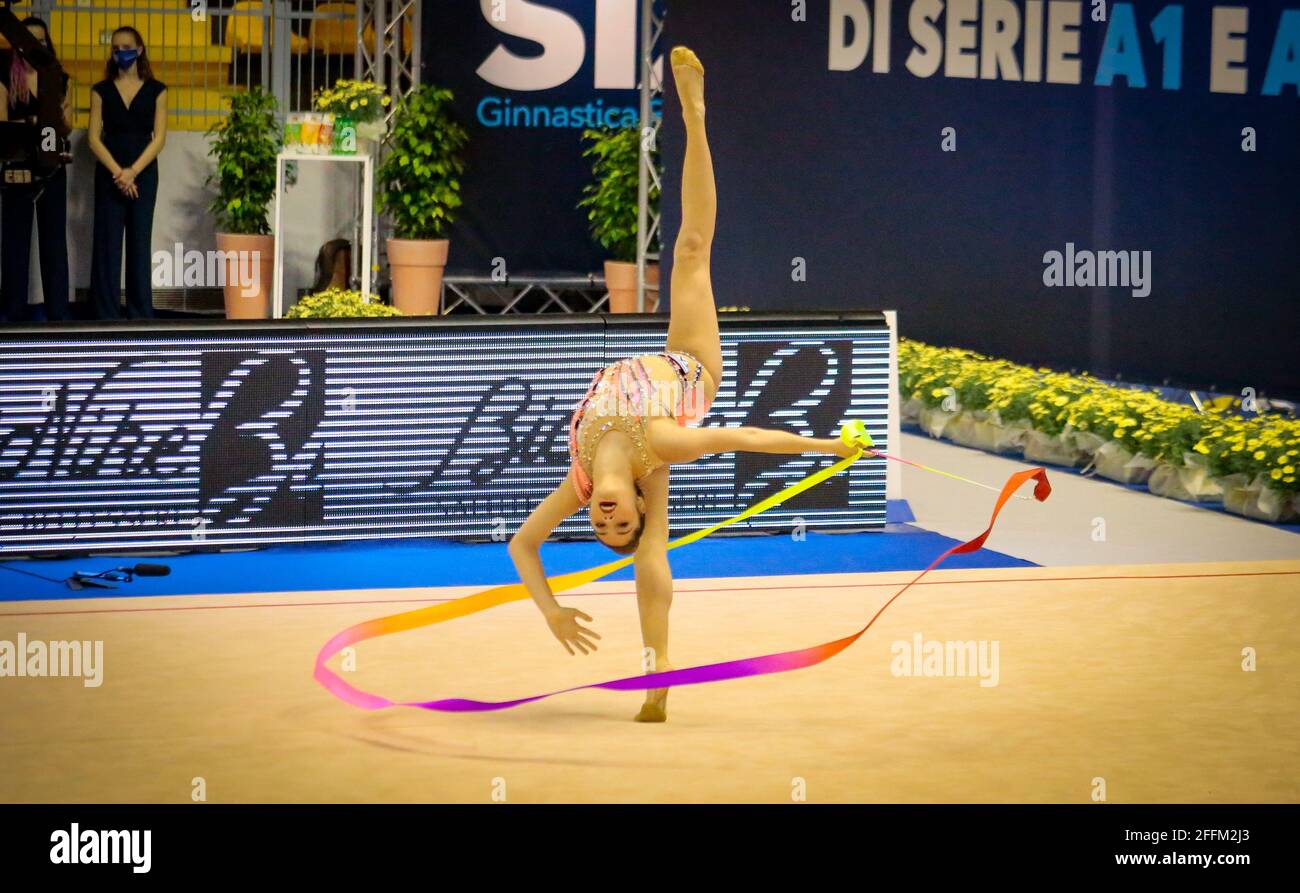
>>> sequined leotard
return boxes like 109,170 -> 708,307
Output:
567,351 -> 714,505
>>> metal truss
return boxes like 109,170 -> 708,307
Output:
356,0 -> 420,111
441,276 -> 614,315
356,0 -> 421,293
636,0 -> 665,312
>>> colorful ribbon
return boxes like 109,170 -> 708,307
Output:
314,443 -> 1050,713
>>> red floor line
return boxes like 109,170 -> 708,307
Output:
0,568 -> 1295,619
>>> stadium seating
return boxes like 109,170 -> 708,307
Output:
1,2 -> 392,131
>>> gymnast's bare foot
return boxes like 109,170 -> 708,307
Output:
634,662 -> 673,722
671,46 -> 705,120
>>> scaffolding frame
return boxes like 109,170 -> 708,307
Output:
355,0 -> 420,295
636,0 -> 664,313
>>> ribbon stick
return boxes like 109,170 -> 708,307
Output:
868,449 -> 1037,500
315,436 -> 1051,713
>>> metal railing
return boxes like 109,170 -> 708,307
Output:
16,1 -> 364,131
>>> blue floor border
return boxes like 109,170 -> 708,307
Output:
0,513 -> 1030,603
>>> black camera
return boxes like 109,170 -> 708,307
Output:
0,2 -> 73,189
0,121 -> 69,186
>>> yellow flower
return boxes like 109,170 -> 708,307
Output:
1253,450 -> 1266,460
1270,469 -> 1282,480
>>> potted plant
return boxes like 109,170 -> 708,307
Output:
376,84 -> 469,316
313,78 -> 390,154
206,87 -> 281,319
286,287 -> 402,319
578,125 -> 661,313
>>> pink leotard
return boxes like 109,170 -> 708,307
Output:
567,351 -> 713,505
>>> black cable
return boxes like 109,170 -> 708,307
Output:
0,563 -> 66,584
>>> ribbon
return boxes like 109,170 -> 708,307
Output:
867,449 -> 1037,500
314,447 -> 1050,713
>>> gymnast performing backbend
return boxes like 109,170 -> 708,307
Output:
508,47 -> 858,723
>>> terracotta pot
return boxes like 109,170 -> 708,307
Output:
604,260 -> 660,313
388,238 -> 448,316
214,232 -> 274,319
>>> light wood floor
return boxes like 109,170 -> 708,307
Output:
1,560 -> 1297,803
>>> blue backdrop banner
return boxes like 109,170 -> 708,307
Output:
422,0 -> 665,276
659,0 -> 1299,396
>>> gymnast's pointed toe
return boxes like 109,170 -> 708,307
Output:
670,46 -> 704,75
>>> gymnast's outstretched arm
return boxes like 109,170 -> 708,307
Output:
648,424 -> 857,464
509,482 -> 601,655
632,466 -> 672,669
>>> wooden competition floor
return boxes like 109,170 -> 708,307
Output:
1,560 -> 1297,803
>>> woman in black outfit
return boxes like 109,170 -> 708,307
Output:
88,26 -> 167,319
0,16 -> 72,322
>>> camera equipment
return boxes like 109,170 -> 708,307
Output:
0,2 -> 73,189
0,560 -> 172,590
67,563 -> 172,590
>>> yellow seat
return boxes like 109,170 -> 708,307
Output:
71,0 -> 192,7
224,1 -> 308,54
48,9 -> 210,52
58,42 -> 232,88
310,3 -> 376,55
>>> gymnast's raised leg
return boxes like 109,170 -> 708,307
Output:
663,47 -> 722,393
632,47 -> 720,724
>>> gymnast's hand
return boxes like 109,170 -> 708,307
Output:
830,437 -> 860,460
544,606 -> 601,656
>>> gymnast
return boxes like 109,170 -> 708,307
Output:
508,47 -> 858,723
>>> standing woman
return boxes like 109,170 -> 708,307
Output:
0,16 -> 73,322
87,26 -> 167,319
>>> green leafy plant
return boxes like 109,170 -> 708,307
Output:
577,126 -> 660,262
206,88 -> 282,235
376,85 -> 469,240
286,287 -> 401,319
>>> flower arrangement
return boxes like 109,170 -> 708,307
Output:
286,287 -> 401,319
313,79 -> 390,123
899,340 -> 1300,514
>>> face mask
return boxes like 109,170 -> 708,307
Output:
113,48 -> 139,69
